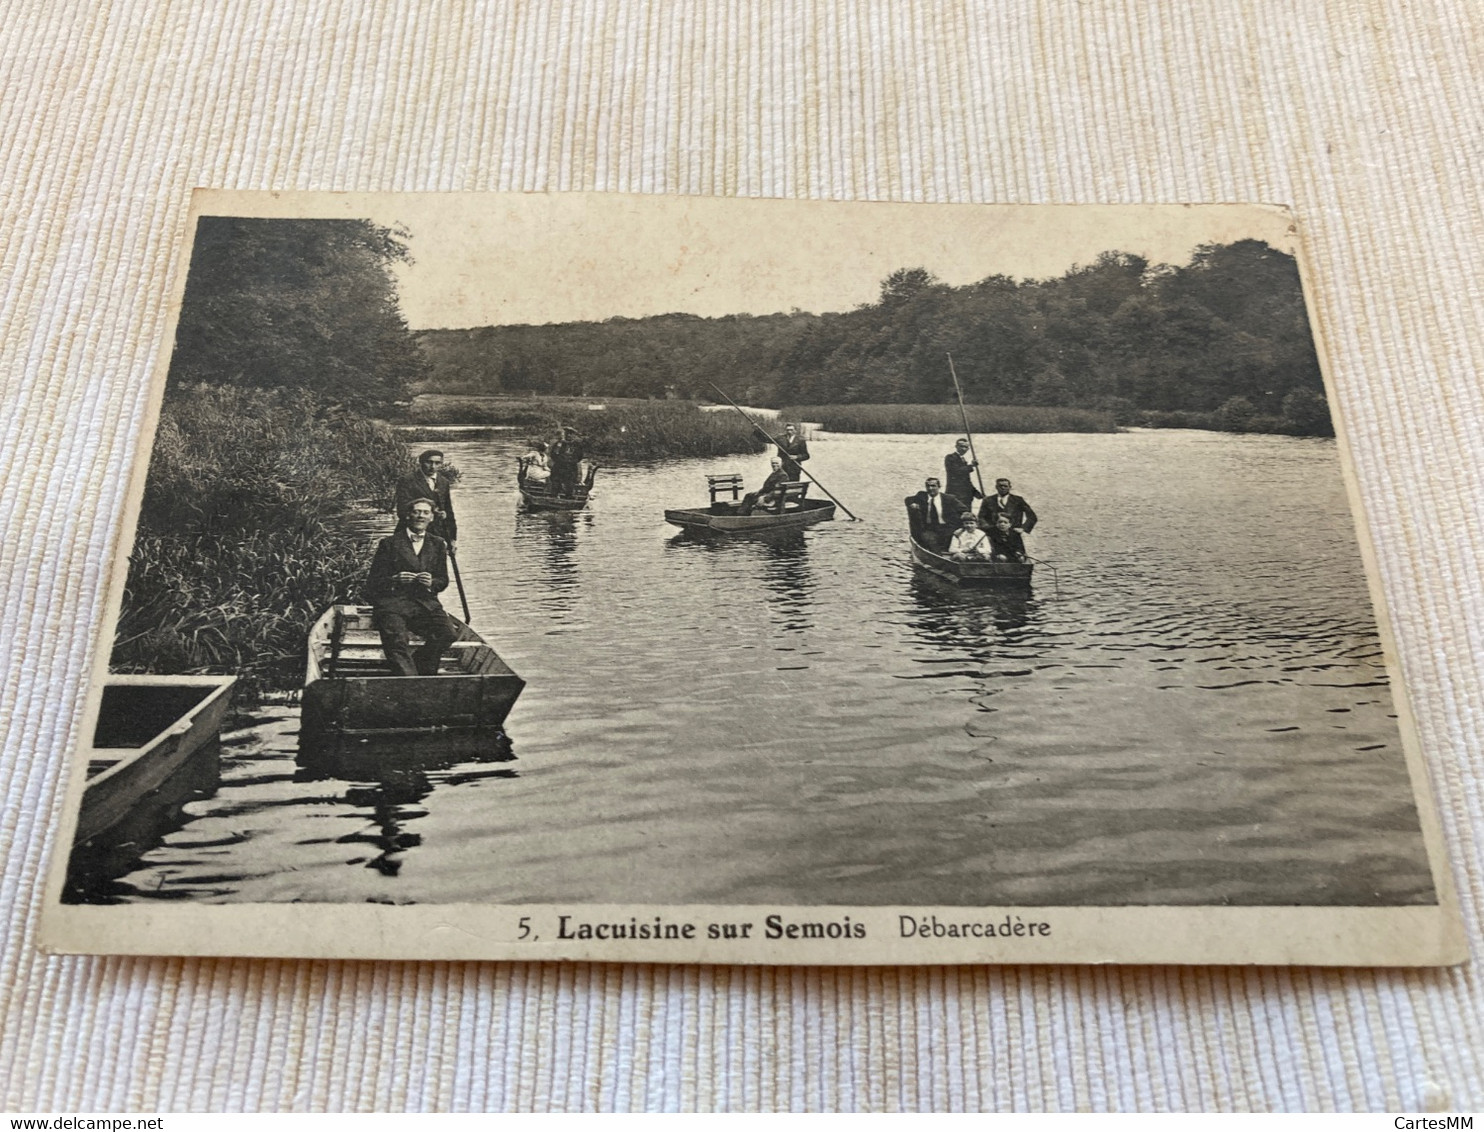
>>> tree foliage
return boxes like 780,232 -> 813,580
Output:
169,217 -> 426,405
418,239 -> 1332,435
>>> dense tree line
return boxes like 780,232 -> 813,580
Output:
169,217 -> 427,406
418,239 -> 1331,434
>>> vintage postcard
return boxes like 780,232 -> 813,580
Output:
40,191 -> 1463,964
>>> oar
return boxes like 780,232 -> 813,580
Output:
947,353 -> 987,499
707,383 -> 860,521
449,545 -> 472,625
1025,554 -> 1061,599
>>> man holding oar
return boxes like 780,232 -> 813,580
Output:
395,449 -> 458,554
708,382 -> 859,520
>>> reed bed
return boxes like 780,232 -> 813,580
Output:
785,403 -> 1118,434
406,395 -> 765,459
113,384 -> 412,698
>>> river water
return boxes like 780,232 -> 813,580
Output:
90,429 -> 1435,907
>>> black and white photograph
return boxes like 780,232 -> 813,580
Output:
41,192 -> 1461,964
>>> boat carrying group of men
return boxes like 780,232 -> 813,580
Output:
905,437 -> 1038,563
361,426 -> 1038,677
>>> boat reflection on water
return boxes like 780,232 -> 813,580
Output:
63,741 -> 223,904
907,571 -> 1039,646
296,731 -> 517,879
513,510 -> 588,601
666,526 -> 818,632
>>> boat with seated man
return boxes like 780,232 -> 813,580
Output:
664,472 -> 836,533
908,525 -> 1033,587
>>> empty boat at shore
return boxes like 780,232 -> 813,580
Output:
74,674 -> 237,849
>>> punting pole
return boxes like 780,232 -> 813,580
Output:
449,546 -> 472,624
707,383 -> 860,521
947,353 -> 987,498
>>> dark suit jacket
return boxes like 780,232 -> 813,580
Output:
366,529 -> 450,614
987,526 -> 1027,561
776,435 -> 810,476
978,492 -> 1037,533
395,471 -> 457,542
943,452 -> 982,501
905,490 -> 967,533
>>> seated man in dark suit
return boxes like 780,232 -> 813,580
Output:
986,513 -> 1027,562
978,476 -> 1037,536
904,477 -> 966,552
365,498 -> 457,677
740,458 -> 789,515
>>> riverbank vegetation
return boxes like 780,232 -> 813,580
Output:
786,404 -> 1115,434
418,239 -> 1333,436
113,385 -> 412,696
113,216 -> 429,695
404,394 -> 765,459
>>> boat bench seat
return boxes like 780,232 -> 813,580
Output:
707,473 -> 744,504
323,640 -> 500,677
770,481 -> 809,511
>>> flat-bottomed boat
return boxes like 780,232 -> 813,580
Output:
301,605 -> 525,742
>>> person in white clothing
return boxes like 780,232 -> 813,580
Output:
947,513 -> 993,561
519,441 -> 551,484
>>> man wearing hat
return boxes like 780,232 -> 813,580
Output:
549,426 -> 587,498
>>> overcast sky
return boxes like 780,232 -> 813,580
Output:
193,191 -> 1302,330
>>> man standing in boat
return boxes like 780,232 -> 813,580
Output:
395,450 -> 458,554
905,477 -> 966,552
943,438 -> 982,505
978,477 -> 1037,537
776,423 -> 810,481
365,498 -> 457,677
549,426 -> 586,498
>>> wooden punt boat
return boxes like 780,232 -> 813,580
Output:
518,464 -> 597,511
74,674 -> 236,847
300,605 -> 525,742
665,475 -> 836,534
909,531 -> 1034,586
665,497 -> 836,533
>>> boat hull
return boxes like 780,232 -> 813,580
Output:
300,605 -> 525,743
75,675 -> 236,847
519,485 -> 591,511
909,533 -> 1034,586
664,498 -> 836,533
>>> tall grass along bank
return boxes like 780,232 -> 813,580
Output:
404,394 -> 765,459
113,384 -> 413,697
786,403 -> 1118,434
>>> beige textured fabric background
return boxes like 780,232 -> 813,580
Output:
2,0 -> 1482,1111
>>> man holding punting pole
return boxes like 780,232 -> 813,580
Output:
944,438 -> 982,504
775,423 -> 810,480
395,449 -> 458,554
366,498 -> 457,677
